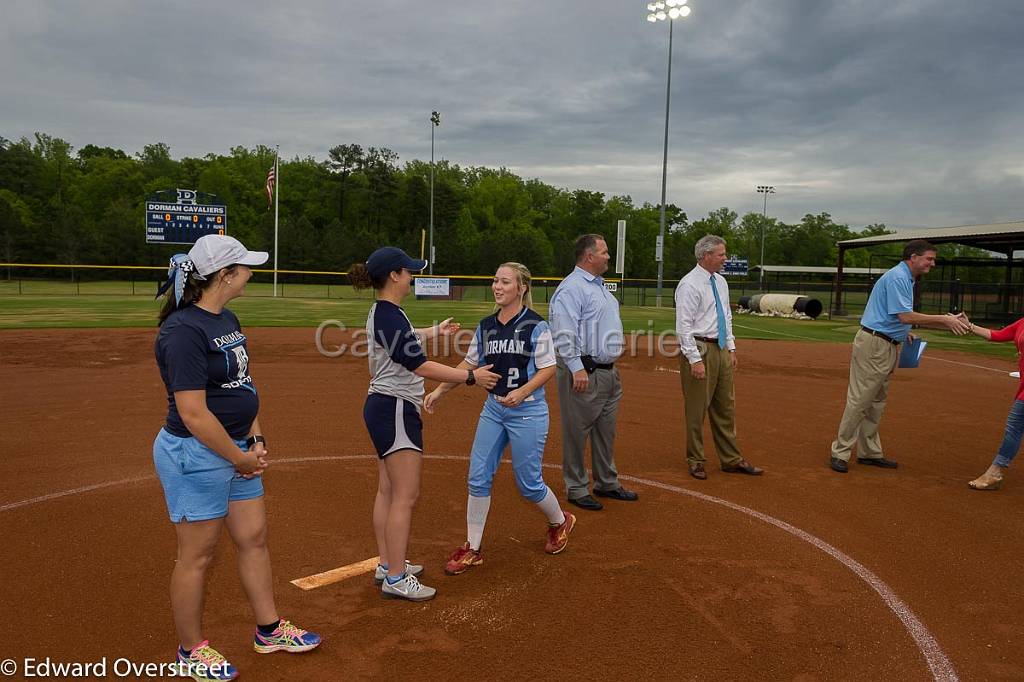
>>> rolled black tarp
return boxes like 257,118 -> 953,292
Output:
738,293 -> 822,319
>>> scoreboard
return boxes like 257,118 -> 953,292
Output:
145,189 -> 228,245
722,258 -> 749,277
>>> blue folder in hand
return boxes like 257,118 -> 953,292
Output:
899,336 -> 927,368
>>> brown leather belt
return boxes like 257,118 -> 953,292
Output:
694,336 -> 721,344
861,326 -> 900,345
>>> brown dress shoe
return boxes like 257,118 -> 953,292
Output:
689,462 -> 707,480
721,459 -> 764,475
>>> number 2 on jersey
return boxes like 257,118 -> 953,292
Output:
507,367 -> 519,389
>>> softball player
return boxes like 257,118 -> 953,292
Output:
153,235 -> 320,682
425,262 -> 576,576
351,246 -> 500,602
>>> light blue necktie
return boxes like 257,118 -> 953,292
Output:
710,274 -> 727,349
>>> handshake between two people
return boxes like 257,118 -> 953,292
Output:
905,311 -> 973,343
941,311 -> 973,336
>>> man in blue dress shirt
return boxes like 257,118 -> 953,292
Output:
549,234 -> 639,511
829,240 -> 969,473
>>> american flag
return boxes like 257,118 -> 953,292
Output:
265,164 -> 276,209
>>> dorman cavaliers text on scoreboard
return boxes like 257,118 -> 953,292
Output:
145,189 -> 228,244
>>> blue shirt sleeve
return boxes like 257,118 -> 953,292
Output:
374,305 -> 427,372
549,283 -> 585,373
886,275 -> 914,316
162,322 -> 209,391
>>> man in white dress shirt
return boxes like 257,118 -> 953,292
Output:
674,235 -> 764,480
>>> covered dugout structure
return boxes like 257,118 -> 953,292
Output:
833,221 -> 1024,317
754,265 -> 886,282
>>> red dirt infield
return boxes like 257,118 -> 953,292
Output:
1,327 -> 1023,681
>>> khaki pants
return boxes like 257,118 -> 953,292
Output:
679,341 -> 743,467
830,329 -> 899,462
557,364 -> 622,499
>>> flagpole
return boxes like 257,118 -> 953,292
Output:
273,145 -> 280,298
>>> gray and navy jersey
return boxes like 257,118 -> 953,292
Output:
366,300 -> 427,406
466,307 -> 556,400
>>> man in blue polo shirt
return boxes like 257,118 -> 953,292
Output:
829,240 -> 970,473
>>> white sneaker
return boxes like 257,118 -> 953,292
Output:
381,573 -> 436,602
374,560 -> 424,585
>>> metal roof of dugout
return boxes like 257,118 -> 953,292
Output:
833,220 -> 1024,316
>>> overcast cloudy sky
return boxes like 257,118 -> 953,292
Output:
2,0 -> 1022,230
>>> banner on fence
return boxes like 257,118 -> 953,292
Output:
414,277 -> 450,296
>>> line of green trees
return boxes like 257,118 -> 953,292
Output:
0,133 -> 995,280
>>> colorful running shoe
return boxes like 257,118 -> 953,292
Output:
374,560 -> 424,585
544,510 -> 576,554
253,619 -> 323,654
175,641 -> 238,681
445,542 -> 484,575
381,572 -> 437,601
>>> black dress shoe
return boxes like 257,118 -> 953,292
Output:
594,487 -> 639,501
830,457 -> 849,473
568,494 -> 603,511
857,457 -> 898,469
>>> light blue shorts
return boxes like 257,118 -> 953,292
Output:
153,428 -> 264,523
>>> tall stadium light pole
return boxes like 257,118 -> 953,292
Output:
429,111 -> 441,275
756,185 -> 775,290
647,0 -> 691,307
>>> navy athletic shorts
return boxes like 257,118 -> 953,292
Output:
364,393 -> 423,458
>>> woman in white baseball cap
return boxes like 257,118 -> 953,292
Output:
153,234 -> 321,680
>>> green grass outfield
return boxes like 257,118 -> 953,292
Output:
0,293 -> 1014,360
0,277 -> 875,313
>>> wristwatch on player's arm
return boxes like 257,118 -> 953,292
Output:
246,435 -> 266,448
466,369 -> 476,386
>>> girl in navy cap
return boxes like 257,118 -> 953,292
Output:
350,246 -> 500,601
425,262 -> 574,576
153,235 -> 320,681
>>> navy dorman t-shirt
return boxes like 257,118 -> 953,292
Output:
155,305 -> 259,439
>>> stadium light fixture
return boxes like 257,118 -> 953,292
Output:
646,0 -> 693,306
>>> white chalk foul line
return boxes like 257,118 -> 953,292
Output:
615,472 -> 958,682
922,355 -> 1010,374
0,476 -> 152,513
0,454 -> 958,681
732,322 -> 820,342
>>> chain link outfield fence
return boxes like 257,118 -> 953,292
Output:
2,263 -> 1022,322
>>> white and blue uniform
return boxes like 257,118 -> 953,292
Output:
465,307 -> 556,502
363,300 -> 428,458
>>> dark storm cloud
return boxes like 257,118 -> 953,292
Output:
2,0 -> 1022,228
